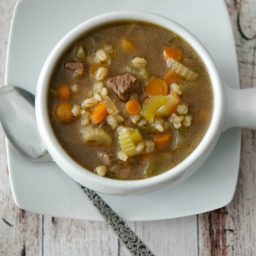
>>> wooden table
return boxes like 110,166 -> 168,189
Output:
1,0 -> 256,255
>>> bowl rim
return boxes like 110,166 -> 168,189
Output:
36,10 -> 223,192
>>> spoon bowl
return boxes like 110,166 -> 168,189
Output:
0,86 -> 50,161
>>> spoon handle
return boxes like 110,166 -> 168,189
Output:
81,186 -> 155,256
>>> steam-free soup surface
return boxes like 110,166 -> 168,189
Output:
48,22 -> 213,180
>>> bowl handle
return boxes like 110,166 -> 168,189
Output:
222,83 -> 256,131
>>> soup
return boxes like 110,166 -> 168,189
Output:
48,22 -> 213,180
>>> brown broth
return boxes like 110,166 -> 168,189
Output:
48,22 -> 213,180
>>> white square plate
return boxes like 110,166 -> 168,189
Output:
6,0 -> 240,221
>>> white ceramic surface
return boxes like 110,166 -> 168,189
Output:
5,0 -> 241,220
36,11 -> 223,195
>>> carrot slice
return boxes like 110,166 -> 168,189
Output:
59,84 -> 71,100
90,102 -> 108,124
163,47 -> 183,61
163,70 -> 183,84
153,134 -> 172,148
145,79 -> 168,97
55,102 -> 73,123
120,37 -> 136,53
125,100 -> 141,115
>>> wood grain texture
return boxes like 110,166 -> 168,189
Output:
43,217 -> 118,256
1,0 -> 256,255
198,0 -> 256,255
119,218 -> 198,256
0,1 -> 42,256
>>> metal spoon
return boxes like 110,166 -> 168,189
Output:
0,85 -> 155,256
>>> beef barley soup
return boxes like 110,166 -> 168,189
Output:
48,22 -> 213,180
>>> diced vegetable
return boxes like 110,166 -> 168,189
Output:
81,115 -> 90,126
125,100 -> 141,115
143,159 -> 157,178
141,96 -> 169,122
167,58 -> 198,81
145,79 -> 168,97
118,128 -> 144,157
59,84 -> 71,100
82,126 -> 112,145
129,128 -> 143,142
55,102 -> 73,123
103,96 -> 119,115
90,102 -> 107,124
163,47 -> 183,61
116,114 -> 124,123
163,70 -> 183,84
71,104 -> 81,117
75,45 -> 86,61
153,134 -> 172,148
118,132 -> 137,156
156,94 -> 179,117
120,37 -> 135,53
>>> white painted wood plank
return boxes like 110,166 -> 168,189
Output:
198,1 -> 256,255
2,0 -> 256,255
119,217 -> 198,256
43,217 -> 118,256
0,1 -> 43,256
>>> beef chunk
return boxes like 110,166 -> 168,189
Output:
64,61 -> 85,80
64,61 -> 84,71
107,73 -> 140,101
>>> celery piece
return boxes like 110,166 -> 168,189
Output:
118,132 -> 137,156
141,96 -> 169,122
130,129 -> 143,143
82,126 -> 112,145
75,45 -> 86,61
118,127 -> 144,157
167,58 -> 198,81
156,94 -> 179,117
